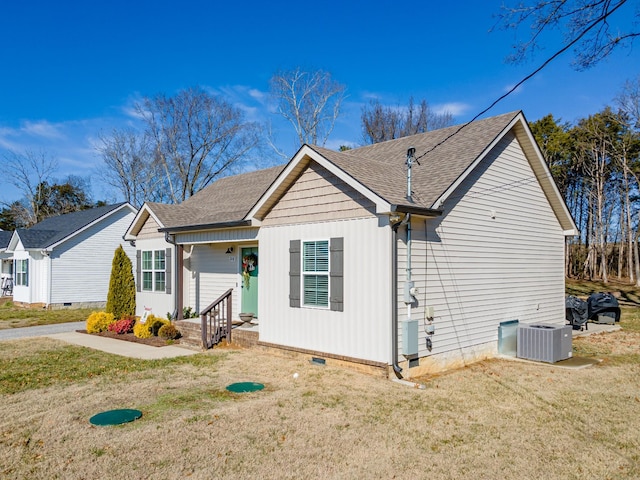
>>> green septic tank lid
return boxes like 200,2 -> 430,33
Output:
89,409 -> 142,426
226,382 -> 264,393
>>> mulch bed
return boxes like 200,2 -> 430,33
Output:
76,330 -> 176,348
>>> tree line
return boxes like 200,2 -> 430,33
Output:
531,77 -> 640,285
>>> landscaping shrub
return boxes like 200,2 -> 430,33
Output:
133,314 -> 170,338
133,317 -> 153,338
107,316 -> 136,334
105,245 -> 136,320
86,312 -> 115,333
150,318 -> 169,336
158,323 -> 180,340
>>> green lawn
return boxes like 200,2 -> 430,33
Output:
0,301 -> 93,329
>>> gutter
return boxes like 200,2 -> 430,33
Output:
158,219 -> 252,234
391,214 -> 411,376
391,204 -> 442,217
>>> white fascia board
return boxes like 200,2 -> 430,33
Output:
47,202 -> 137,251
246,145 -> 391,220
431,113 -> 578,233
124,203 -> 164,241
6,231 -> 21,253
516,116 -> 579,234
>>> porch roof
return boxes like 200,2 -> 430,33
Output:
154,166 -> 285,233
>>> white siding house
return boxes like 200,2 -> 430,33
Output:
0,230 -> 13,295
6,203 -> 137,308
124,111 -> 577,376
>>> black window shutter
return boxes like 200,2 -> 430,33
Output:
330,237 -> 344,312
136,250 -> 141,292
165,248 -> 172,294
289,240 -> 301,308
25,259 -> 29,287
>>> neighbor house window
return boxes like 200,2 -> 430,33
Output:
15,259 -> 28,286
302,240 -> 329,307
142,250 -> 165,292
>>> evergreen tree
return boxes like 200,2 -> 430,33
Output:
106,245 -> 136,319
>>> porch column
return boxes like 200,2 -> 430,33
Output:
177,244 -> 184,320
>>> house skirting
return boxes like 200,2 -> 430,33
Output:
396,341 -> 497,378
50,301 -> 106,310
12,301 -> 106,310
257,340 -> 388,377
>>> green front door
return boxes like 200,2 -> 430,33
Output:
240,247 -> 259,317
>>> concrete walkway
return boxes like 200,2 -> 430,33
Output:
0,321 -> 87,340
0,322 -> 199,360
572,321 -> 621,337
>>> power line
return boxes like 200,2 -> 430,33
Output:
414,0 -> 628,163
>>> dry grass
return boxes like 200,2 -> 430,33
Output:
1,328 -> 640,479
0,301 -> 93,329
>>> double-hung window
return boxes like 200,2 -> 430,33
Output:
15,259 -> 28,286
142,250 -> 165,292
302,240 -> 329,307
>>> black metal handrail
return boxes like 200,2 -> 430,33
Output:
200,288 -> 233,349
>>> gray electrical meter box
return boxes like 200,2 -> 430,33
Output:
402,320 -> 419,356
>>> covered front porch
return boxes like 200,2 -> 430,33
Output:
171,231 -> 261,349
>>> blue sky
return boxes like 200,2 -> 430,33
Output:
1,0 -> 638,204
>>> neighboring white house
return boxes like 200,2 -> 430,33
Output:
6,203 -> 137,308
124,111 -> 577,376
0,230 -> 13,296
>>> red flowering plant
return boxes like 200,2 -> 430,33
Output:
107,316 -> 136,334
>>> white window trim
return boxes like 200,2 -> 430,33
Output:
15,259 -> 28,287
142,250 -> 166,292
301,239 -> 330,309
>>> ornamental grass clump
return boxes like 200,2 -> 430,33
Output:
86,312 -> 115,333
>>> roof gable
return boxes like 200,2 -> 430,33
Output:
249,111 -> 576,233
9,203 -> 136,251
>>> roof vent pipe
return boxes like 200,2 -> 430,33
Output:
406,147 -> 418,202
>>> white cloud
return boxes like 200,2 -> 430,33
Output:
503,83 -> 525,95
21,120 -> 65,139
433,102 -> 470,116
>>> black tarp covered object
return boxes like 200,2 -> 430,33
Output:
587,292 -> 621,323
565,296 -> 588,329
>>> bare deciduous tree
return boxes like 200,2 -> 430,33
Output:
495,0 -> 638,70
616,75 -> 640,129
99,86 -> 262,204
615,76 -> 640,285
2,150 -> 58,226
138,87 -> 262,203
361,97 -> 453,144
97,128 -> 165,207
269,68 -> 346,148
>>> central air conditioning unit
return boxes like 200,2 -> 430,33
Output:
517,324 -> 572,363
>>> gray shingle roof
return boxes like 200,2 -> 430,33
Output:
0,231 -> 12,250
312,111 -> 520,209
16,203 -> 130,249
155,166 -> 285,229
154,111 -> 521,231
